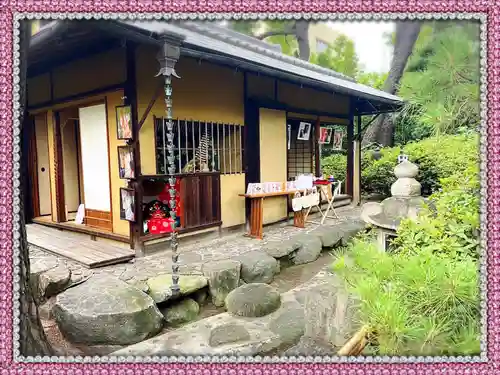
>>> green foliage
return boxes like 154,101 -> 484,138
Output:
361,133 -> 479,197
394,162 -> 480,260
331,131 -> 480,356
356,72 -> 388,90
321,153 -> 347,182
310,34 -> 360,78
396,21 -> 480,143
333,235 -> 479,355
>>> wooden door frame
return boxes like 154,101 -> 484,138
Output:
25,114 -> 39,220
28,112 -> 54,219
77,99 -> 114,231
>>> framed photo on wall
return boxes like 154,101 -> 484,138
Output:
116,105 -> 133,140
297,121 -> 312,141
118,146 -> 136,179
318,126 -> 333,144
332,129 -> 345,150
119,188 -> 136,222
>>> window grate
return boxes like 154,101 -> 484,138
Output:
155,117 -> 244,175
287,121 -> 314,179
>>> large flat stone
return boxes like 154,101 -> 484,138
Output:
261,238 -> 301,259
53,276 -> 163,345
146,274 -> 208,304
225,283 -> 281,318
111,291 -> 308,357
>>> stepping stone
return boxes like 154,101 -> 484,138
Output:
202,260 -> 241,307
237,251 -> 280,284
225,283 -> 281,318
146,274 -> 208,304
161,298 -> 200,326
261,238 -> 301,259
290,235 -> 323,265
53,276 -> 163,345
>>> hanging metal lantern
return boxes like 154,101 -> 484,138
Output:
156,34 -> 183,297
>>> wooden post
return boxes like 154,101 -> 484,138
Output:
352,114 -> 362,206
124,41 -> 143,256
346,99 -> 355,197
53,110 -> 66,223
314,117 -> 321,177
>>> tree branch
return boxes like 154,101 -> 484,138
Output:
256,25 -> 296,40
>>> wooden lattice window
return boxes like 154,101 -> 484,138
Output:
287,120 -> 314,179
154,117 -> 244,175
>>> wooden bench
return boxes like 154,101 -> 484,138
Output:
239,190 -> 306,239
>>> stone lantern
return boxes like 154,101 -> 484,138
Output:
361,158 -> 427,251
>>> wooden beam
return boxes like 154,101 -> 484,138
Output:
124,42 -> 143,256
53,111 -> 66,223
314,117 -> 321,177
243,74 -> 261,224
138,80 -> 164,131
250,97 -> 350,120
352,115 -> 362,206
345,98 -> 355,197
28,82 -> 126,112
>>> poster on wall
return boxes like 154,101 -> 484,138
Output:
297,122 -> 311,141
332,129 -> 344,150
118,146 -> 136,179
318,127 -> 333,144
287,124 -> 291,150
120,188 -> 136,222
116,105 -> 133,140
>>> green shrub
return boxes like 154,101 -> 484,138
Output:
332,242 -> 480,356
332,147 -> 480,356
320,134 -> 478,197
393,161 -> 480,260
361,133 -> 478,197
321,153 -> 347,182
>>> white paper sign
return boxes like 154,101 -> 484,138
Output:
296,174 -> 313,190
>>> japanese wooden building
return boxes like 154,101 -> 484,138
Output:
24,20 -> 403,256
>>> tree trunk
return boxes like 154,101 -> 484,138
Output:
362,21 -> 421,147
294,20 -> 310,61
18,20 -> 54,357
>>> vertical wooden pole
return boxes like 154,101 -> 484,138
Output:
53,111 -> 66,223
352,114 -> 362,206
314,117 -> 321,177
346,98 -> 355,197
125,41 -> 143,256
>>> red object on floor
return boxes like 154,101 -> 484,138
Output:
148,218 -> 174,234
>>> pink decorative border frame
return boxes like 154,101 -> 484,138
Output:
2,1 -> 498,373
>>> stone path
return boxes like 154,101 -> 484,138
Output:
29,205 -> 362,288
31,205 -> 365,356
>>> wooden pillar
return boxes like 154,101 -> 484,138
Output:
314,117 -> 321,177
352,115 -> 362,206
243,73 -> 261,224
345,98 -> 355,197
124,41 -> 143,256
53,111 -> 66,223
